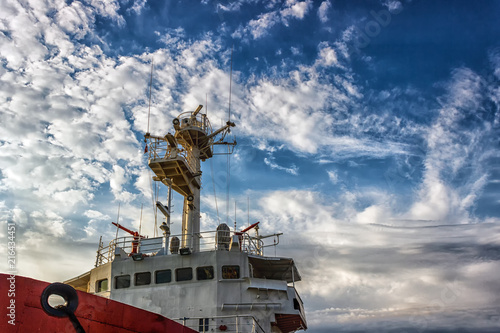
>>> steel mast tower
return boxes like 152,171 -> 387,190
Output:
145,105 -> 235,252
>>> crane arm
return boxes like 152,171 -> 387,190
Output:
206,121 -> 235,140
112,222 -> 145,238
235,222 -> 260,235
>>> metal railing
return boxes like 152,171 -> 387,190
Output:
147,138 -> 198,174
240,234 -> 264,256
180,314 -> 265,333
176,111 -> 213,134
95,230 -> 273,267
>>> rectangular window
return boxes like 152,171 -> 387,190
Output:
155,269 -> 172,284
115,275 -> 130,289
196,266 -> 214,280
222,265 -> 240,279
198,318 -> 209,332
176,267 -> 193,282
96,279 -> 108,292
293,298 -> 300,310
135,272 -> 151,286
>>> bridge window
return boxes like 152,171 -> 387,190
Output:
198,318 -> 209,332
176,267 -> 193,282
155,269 -> 172,284
96,278 -> 108,292
135,272 -> 151,286
115,275 -> 130,289
196,266 -> 214,280
222,265 -> 240,279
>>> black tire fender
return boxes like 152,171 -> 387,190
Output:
40,283 -> 79,317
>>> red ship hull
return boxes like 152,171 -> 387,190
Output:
1,273 -> 196,333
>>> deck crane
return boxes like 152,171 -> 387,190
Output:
112,222 -> 146,254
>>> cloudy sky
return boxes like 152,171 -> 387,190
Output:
1,0 -> 500,332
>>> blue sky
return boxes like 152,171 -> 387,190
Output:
1,0 -> 500,332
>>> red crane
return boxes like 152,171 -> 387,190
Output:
235,221 -> 260,235
234,222 -> 260,251
112,222 -> 146,254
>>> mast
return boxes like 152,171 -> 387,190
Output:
145,105 -> 235,252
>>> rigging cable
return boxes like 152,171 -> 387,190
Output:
148,169 -> 158,237
146,59 -> 158,236
114,203 -> 121,244
147,60 -> 154,134
210,158 -> 221,223
154,180 -> 159,237
207,94 -> 221,223
226,144 -> 231,224
139,203 -> 143,239
228,45 -> 233,122
226,45 -> 234,224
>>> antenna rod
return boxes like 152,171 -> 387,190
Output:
167,179 -> 172,227
114,203 -> 121,244
228,45 -> 233,122
147,60 -> 154,134
139,203 -> 144,237
226,45 -> 234,225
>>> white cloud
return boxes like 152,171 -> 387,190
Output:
86,0 -> 125,26
355,204 -> 390,224
316,42 -> 339,67
110,165 -> 135,202
318,0 -> 331,23
490,49 -> 500,80
250,187 -> 500,331
409,68 -> 494,223
233,0 -> 312,40
31,209 -> 67,237
383,0 -> 403,13
55,1 -> 94,39
84,209 -> 109,220
128,0 -> 147,14
0,0 -> 159,280
327,170 -> 338,184
290,46 -> 300,55
257,190 -> 338,233
280,0 -> 312,22
246,11 -> 280,39
263,156 -> 299,175
216,1 -> 247,12
158,27 -> 186,46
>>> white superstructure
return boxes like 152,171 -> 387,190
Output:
66,106 -> 307,333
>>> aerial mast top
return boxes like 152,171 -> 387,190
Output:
144,105 -> 236,252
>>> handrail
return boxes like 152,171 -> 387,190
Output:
180,314 -> 265,333
176,111 -> 213,135
147,137 -> 197,174
95,229 -> 279,267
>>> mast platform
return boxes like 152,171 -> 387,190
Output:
148,155 -> 200,198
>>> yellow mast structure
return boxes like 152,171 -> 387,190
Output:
145,105 -> 235,252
